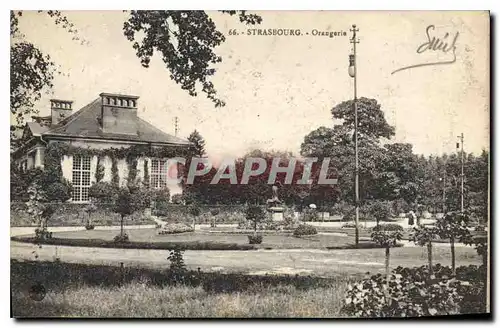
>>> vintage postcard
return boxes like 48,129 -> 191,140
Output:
10,10 -> 490,318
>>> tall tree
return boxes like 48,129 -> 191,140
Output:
301,98 -> 395,205
187,130 -> 207,157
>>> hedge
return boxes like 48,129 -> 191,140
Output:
11,236 -> 255,251
10,202 -> 154,227
325,242 -> 404,250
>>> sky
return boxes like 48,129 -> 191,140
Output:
14,10 -> 490,159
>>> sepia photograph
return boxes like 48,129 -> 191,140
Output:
9,8 -> 490,319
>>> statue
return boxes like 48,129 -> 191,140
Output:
266,183 -> 284,221
266,183 -> 282,205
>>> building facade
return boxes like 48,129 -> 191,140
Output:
12,93 -> 192,203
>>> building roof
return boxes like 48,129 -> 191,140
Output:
26,97 -> 191,146
27,122 -> 50,136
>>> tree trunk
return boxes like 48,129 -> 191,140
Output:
427,242 -> 433,276
120,215 -> 124,236
385,247 -> 390,286
450,236 -> 456,276
385,247 -> 391,305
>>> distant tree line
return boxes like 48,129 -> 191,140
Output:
182,99 -> 488,222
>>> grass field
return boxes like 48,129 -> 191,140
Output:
11,260 -> 351,318
12,283 -> 349,318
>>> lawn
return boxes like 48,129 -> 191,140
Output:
12,283 -> 348,318
45,229 -> 365,250
11,260 -> 351,318
12,281 -> 351,318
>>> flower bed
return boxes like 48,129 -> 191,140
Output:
158,223 -> 194,235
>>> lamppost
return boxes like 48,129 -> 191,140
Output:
348,24 -> 360,246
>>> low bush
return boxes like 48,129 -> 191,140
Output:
282,216 -> 298,230
167,248 -> 188,284
372,223 -> 404,232
11,201 -> 155,227
158,223 -> 194,235
113,233 -> 129,243
293,224 -> 318,237
85,223 -> 95,230
342,264 -> 487,317
302,209 -> 319,222
248,234 -> 263,244
34,227 -> 52,240
12,236 -> 256,251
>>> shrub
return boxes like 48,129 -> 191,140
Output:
303,208 -> 319,221
282,216 -> 297,230
246,205 -> 266,232
151,188 -> 170,211
368,201 -> 392,226
44,180 -> 72,202
237,217 -> 249,229
89,182 -> 118,204
85,223 -> 95,230
248,234 -> 263,244
372,223 -> 404,232
293,224 -> 317,237
189,205 -> 201,217
34,227 -> 52,240
158,223 -> 194,235
167,247 -> 188,284
342,265 -> 487,317
171,194 -> 183,204
113,233 -> 129,243
262,218 -> 279,231
210,208 -> 220,216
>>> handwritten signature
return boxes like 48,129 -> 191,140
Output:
392,25 -> 459,75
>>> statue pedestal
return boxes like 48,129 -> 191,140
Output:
268,206 -> 285,222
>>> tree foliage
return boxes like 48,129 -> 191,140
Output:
123,10 -> 262,107
10,10 -> 78,146
245,205 -> 266,232
187,129 -> 207,157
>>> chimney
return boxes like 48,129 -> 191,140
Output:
50,99 -> 73,125
99,93 -> 139,135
